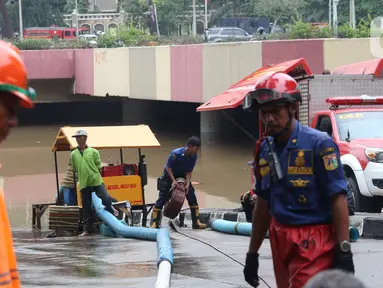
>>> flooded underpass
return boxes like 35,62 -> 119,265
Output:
5,123 -> 383,287
2,123 -> 255,287
3,125 -> 254,228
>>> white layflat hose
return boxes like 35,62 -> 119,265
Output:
155,261 -> 172,288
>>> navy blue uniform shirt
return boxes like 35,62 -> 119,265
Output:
255,121 -> 347,226
164,147 -> 197,177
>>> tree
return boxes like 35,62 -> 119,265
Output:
155,0 -> 189,35
147,0 -> 157,34
251,0 -> 307,31
4,0 -> 66,31
65,0 -> 89,13
119,0 -> 187,35
0,0 -> 12,38
119,0 -> 149,29
355,0 -> 383,22
301,0 -> 328,23
300,0 -> 383,27
208,0 -> 253,26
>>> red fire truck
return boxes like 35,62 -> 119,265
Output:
24,26 -> 89,39
198,57 -> 383,213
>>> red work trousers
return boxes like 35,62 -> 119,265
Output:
269,217 -> 336,288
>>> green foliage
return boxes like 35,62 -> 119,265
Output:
289,21 -> 316,39
156,35 -> 203,45
337,23 -> 357,38
283,15 -> 373,39
97,24 -> 156,47
4,8 -> 380,50
7,25 -> 203,50
8,38 -> 91,50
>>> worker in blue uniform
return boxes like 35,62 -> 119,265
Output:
242,72 -> 354,288
150,136 -> 206,229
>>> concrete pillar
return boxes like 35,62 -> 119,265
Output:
200,111 -> 225,134
121,98 -> 157,125
200,110 -> 236,144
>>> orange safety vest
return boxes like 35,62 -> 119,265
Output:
0,189 -> 20,287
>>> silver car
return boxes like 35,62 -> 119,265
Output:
78,34 -> 98,47
206,27 -> 253,43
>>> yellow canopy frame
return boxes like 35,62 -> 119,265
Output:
52,124 -> 160,151
51,124 -> 161,226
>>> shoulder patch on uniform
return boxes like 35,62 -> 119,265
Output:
320,147 -> 335,157
258,158 -> 269,176
259,158 -> 267,166
322,153 -> 338,170
171,153 -> 177,160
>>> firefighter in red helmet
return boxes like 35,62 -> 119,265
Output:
242,72 -> 354,288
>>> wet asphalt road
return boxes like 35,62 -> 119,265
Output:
14,226 -> 382,287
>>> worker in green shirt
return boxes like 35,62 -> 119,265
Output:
70,130 -> 118,237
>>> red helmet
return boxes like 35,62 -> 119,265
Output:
243,72 -> 301,110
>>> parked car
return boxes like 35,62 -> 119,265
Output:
78,34 -> 98,47
206,27 -> 253,43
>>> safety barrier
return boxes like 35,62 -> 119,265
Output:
210,219 -> 360,242
91,193 -> 174,287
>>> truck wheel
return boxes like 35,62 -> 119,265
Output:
347,177 -> 381,213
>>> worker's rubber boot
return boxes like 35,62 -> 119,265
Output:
190,206 -> 207,229
151,208 -> 162,229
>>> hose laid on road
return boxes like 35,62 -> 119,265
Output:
91,193 -> 173,287
156,228 -> 173,288
210,219 -> 359,242
210,219 -> 252,236
169,219 -> 272,288
92,193 -> 157,240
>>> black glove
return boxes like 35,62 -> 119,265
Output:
243,252 -> 259,287
332,244 -> 355,274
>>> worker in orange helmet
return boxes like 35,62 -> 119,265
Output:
0,40 -> 36,287
242,72 -> 354,288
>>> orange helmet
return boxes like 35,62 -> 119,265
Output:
243,72 -> 301,110
0,40 -> 36,108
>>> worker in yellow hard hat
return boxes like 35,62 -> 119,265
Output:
0,40 -> 36,287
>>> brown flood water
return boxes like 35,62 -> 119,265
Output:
0,125 -> 254,229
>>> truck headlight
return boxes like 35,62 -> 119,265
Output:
365,148 -> 383,163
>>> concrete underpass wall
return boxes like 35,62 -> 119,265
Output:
121,98 -> 200,134
30,79 -> 96,103
18,91 -> 256,145
18,97 -> 200,135
18,99 -> 123,126
30,79 -> 74,103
